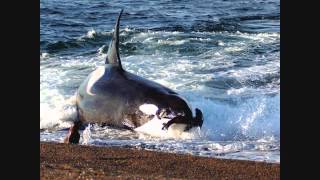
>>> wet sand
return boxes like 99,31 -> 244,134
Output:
40,142 -> 280,179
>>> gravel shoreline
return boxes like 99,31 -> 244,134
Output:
40,142 -> 280,179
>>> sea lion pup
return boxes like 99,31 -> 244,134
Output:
65,9 -> 204,144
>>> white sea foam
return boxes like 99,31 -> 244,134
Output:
217,40 -> 225,46
86,29 -> 97,38
224,46 -> 244,52
82,124 -> 92,145
40,52 -> 49,59
40,91 -> 77,129
157,39 -> 188,45
97,45 -> 107,55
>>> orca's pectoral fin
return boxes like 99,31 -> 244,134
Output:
162,120 -> 174,130
162,116 -> 186,130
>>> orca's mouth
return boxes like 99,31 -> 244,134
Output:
157,108 -> 204,131
138,104 -> 203,133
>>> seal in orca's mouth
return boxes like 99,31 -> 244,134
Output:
156,108 -> 204,131
137,104 -> 203,134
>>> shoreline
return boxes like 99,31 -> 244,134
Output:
40,142 -> 280,179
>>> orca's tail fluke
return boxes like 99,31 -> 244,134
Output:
105,9 -> 124,70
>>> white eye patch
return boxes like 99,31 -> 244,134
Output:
139,104 -> 158,115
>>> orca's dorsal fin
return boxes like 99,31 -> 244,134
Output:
105,9 -> 124,70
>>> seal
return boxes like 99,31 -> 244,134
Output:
64,10 -> 204,144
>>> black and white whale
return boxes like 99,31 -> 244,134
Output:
65,10 -> 204,144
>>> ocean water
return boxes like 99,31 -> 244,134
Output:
40,0 -> 280,163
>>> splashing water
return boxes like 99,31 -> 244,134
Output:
82,124 -> 92,145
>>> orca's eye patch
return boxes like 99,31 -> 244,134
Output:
139,104 -> 158,115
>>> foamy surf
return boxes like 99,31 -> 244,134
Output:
39,48 -> 279,162
81,124 -> 92,145
40,95 -> 77,130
